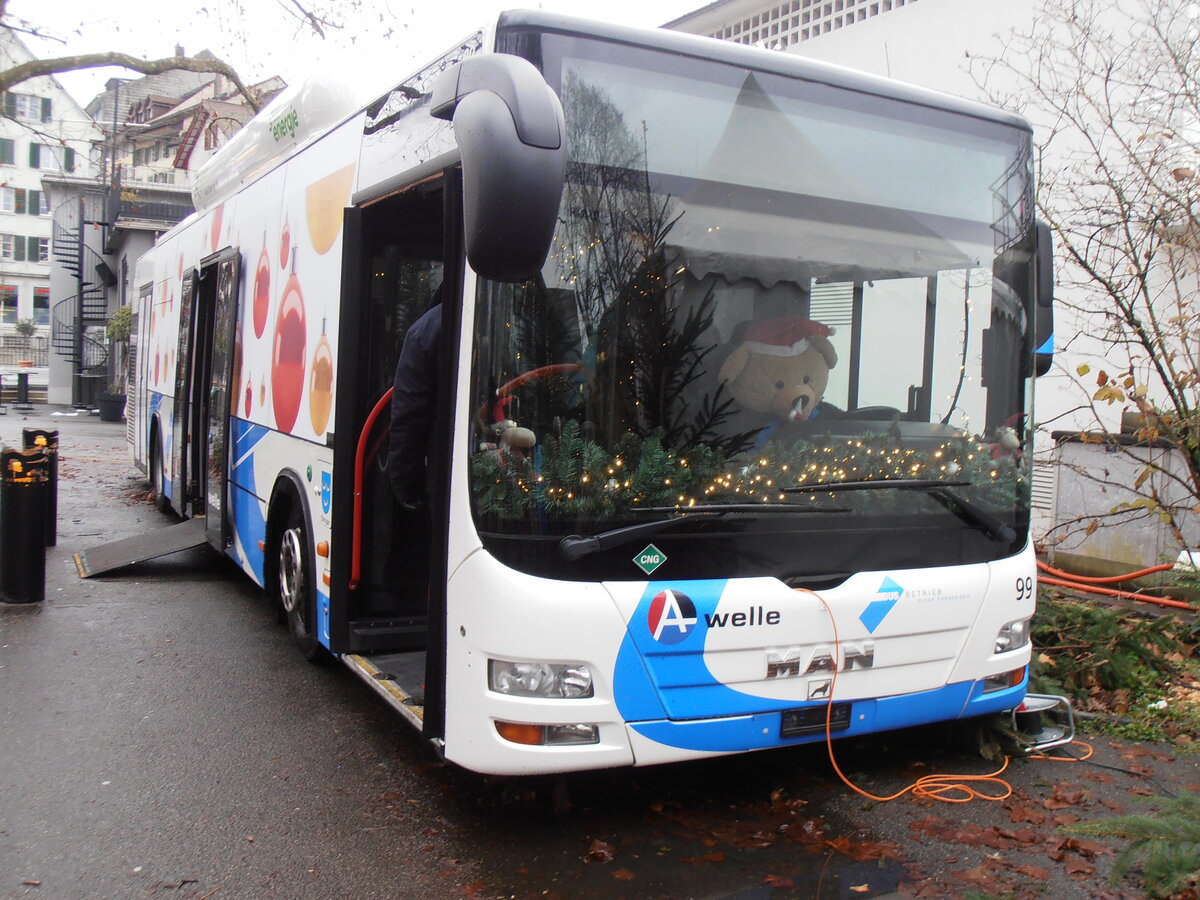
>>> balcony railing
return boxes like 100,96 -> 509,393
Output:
111,197 -> 194,224
0,334 -> 49,366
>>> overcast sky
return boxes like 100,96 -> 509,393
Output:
8,0 -> 704,108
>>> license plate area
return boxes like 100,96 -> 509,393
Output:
780,703 -> 851,738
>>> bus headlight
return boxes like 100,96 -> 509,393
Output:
994,618 -> 1031,654
488,659 -> 594,698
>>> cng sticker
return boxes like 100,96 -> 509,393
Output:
634,543 -> 667,576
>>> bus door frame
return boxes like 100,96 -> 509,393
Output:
201,249 -> 241,550
329,167 -> 463,744
170,246 -> 241,549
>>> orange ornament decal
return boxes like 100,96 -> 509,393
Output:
309,325 -> 333,435
305,165 -> 355,255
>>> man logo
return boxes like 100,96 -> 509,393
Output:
647,589 -> 697,644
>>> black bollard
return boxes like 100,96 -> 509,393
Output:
0,448 -> 48,604
22,429 -> 57,548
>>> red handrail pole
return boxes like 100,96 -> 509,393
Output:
350,388 -> 393,591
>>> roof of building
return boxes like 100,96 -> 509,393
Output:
85,51 -> 220,126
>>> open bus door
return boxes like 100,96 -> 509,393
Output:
76,249 -> 241,578
326,54 -> 564,754
329,174 -> 458,743
174,248 -> 240,544
200,252 -> 241,550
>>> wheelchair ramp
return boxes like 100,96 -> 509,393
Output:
74,517 -> 208,578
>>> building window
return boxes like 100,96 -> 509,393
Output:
0,188 -> 44,215
33,286 -> 49,326
0,285 -> 16,324
0,138 -> 13,166
28,143 -> 75,172
714,0 -> 917,43
3,92 -> 51,122
0,234 -> 25,261
29,237 -> 49,262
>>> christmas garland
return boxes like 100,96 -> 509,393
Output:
471,421 -> 1026,521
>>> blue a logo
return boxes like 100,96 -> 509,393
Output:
860,576 -> 903,633
320,471 -> 332,515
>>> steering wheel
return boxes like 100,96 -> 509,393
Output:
475,363 -> 587,428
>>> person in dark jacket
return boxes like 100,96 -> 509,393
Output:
388,292 -> 442,511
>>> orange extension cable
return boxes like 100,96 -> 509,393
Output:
1036,560 -> 1196,611
793,588 -> 1094,805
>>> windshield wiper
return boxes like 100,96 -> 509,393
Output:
558,502 -> 848,561
558,512 -> 724,561
782,479 -> 1017,543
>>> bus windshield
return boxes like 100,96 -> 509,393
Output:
467,33 -> 1035,583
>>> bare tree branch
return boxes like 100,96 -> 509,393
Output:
0,49 -> 263,113
975,0 -> 1200,551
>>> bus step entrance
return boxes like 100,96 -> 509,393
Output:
343,651 -> 426,731
74,517 -> 208,578
1012,693 -> 1075,753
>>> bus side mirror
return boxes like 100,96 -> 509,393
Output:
1034,219 -> 1054,377
431,55 -> 566,283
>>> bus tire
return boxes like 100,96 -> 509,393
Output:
149,428 -> 169,513
273,490 -> 323,662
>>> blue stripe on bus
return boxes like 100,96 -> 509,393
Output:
1036,334 -> 1054,354
615,580 -> 842,721
628,677 -> 1027,754
229,420 -> 269,583
226,419 -> 330,649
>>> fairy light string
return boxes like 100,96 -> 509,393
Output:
472,423 -> 1027,520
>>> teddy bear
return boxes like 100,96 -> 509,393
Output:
718,317 -> 838,429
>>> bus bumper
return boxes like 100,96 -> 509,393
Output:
625,672 -> 1028,766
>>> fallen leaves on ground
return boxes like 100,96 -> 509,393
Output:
583,838 -> 615,863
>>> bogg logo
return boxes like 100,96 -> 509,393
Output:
647,589 -> 697,644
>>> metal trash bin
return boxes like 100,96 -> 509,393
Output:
22,429 -> 57,548
0,448 -> 48,604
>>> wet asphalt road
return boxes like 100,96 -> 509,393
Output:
2,407 -> 1199,900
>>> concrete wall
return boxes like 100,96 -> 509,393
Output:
1051,437 -> 1200,572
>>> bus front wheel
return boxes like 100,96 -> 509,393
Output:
275,498 -> 322,662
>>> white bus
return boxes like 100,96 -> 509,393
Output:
124,11 -> 1054,775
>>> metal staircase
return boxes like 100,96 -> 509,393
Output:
51,196 -> 110,406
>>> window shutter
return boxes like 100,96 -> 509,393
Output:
14,189 -> 24,215
41,97 -> 51,123
13,236 -> 25,262
28,143 -> 39,168
64,147 -> 75,172
3,93 -> 15,119
26,190 -> 37,215
0,138 -> 12,166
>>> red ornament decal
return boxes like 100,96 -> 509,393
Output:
271,272 -> 306,433
280,221 -> 291,270
253,245 -> 270,338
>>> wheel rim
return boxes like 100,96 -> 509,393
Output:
278,526 -> 305,616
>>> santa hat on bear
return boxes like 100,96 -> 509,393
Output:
742,317 -> 834,357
